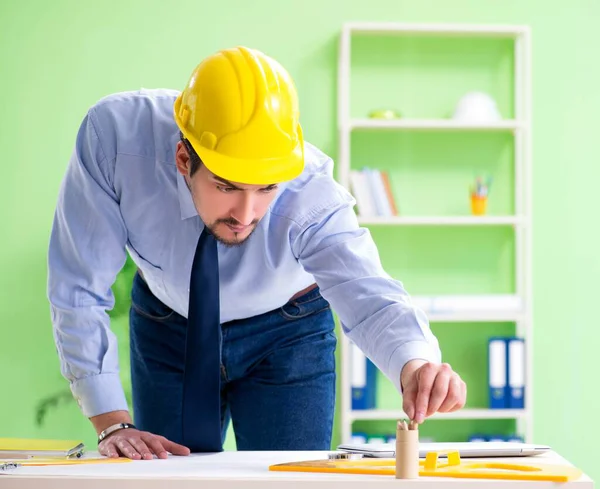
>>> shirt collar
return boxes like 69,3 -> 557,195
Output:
176,171 -> 199,220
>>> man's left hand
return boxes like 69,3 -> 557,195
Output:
400,360 -> 466,424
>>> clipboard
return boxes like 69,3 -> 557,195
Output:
0,456 -> 132,472
0,437 -> 85,459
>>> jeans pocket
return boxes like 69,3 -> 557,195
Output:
278,288 -> 331,321
131,273 -> 176,322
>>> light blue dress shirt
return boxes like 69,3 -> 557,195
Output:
47,89 -> 441,418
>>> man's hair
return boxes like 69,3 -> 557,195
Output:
180,131 -> 202,177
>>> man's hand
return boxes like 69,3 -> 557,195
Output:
98,428 -> 191,460
92,410 -> 190,460
400,360 -> 466,423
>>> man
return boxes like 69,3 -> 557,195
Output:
48,46 -> 466,460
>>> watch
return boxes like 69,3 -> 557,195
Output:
97,422 -> 137,444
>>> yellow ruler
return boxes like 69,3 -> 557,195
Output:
270,451 -> 582,482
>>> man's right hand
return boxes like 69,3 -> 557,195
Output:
92,410 -> 190,460
98,428 -> 191,460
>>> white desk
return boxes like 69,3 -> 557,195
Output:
0,450 -> 593,489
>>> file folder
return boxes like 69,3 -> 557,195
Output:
507,337 -> 525,408
351,343 -> 377,410
488,337 -> 508,408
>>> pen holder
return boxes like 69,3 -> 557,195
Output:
470,194 -> 487,216
395,424 -> 419,479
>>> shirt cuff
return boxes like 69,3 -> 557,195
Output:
70,373 -> 129,418
387,340 -> 442,394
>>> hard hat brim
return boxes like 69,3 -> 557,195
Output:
195,143 -> 304,185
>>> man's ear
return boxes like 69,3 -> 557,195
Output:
175,141 -> 190,176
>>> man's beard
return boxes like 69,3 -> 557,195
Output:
207,217 -> 259,247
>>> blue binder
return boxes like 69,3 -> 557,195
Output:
488,337 -> 508,408
507,337 -> 525,408
351,432 -> 368,444
468,434 -> 488,442
351,343 -> 377,410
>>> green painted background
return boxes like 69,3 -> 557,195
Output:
0,0 -> 598,482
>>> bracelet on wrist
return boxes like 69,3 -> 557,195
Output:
97,422 -> 137,444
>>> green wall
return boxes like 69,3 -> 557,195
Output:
1,0 -> 598,482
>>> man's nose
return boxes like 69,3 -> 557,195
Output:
231,193 -> 255,226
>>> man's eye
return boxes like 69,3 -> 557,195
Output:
261,186 -> 277,193
217,186 -> 235,193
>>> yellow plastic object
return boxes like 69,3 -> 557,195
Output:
174,46 -> 304,185
424,450 -> 461,470
269,450 -> 583,482
471,194 -> 488,215
368,109 -> 401,119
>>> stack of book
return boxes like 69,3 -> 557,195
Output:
349,168 -> 399,217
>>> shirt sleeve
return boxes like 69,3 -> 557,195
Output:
47,107 -> 129,417
290,176 -> 442,394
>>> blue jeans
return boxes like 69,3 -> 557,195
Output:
129,272 -> 336,450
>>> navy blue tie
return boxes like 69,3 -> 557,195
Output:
182,226 -> 222,452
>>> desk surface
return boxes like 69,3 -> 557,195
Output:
0,450 -> 594,489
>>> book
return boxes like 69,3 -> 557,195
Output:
349,170 -> 377,217
364,168 -> 391,217
0,437 -> 85,459
380,171 -> 399,216
349,168 -> 399,218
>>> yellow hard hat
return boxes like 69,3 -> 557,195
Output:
174,46 -> 304,185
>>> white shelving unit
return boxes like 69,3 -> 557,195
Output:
348,408 -> 529,422
350,118 -> 524,131
337,23 -> 532,444
356,216 -> 524,226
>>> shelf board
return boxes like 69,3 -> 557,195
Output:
348,118 -> 524,131
344,22 -> 529,37
426,312 -> 524,323
349,408 -> 527,421
357,216 -> 523,226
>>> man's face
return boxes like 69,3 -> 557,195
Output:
175,142 -> 279,246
